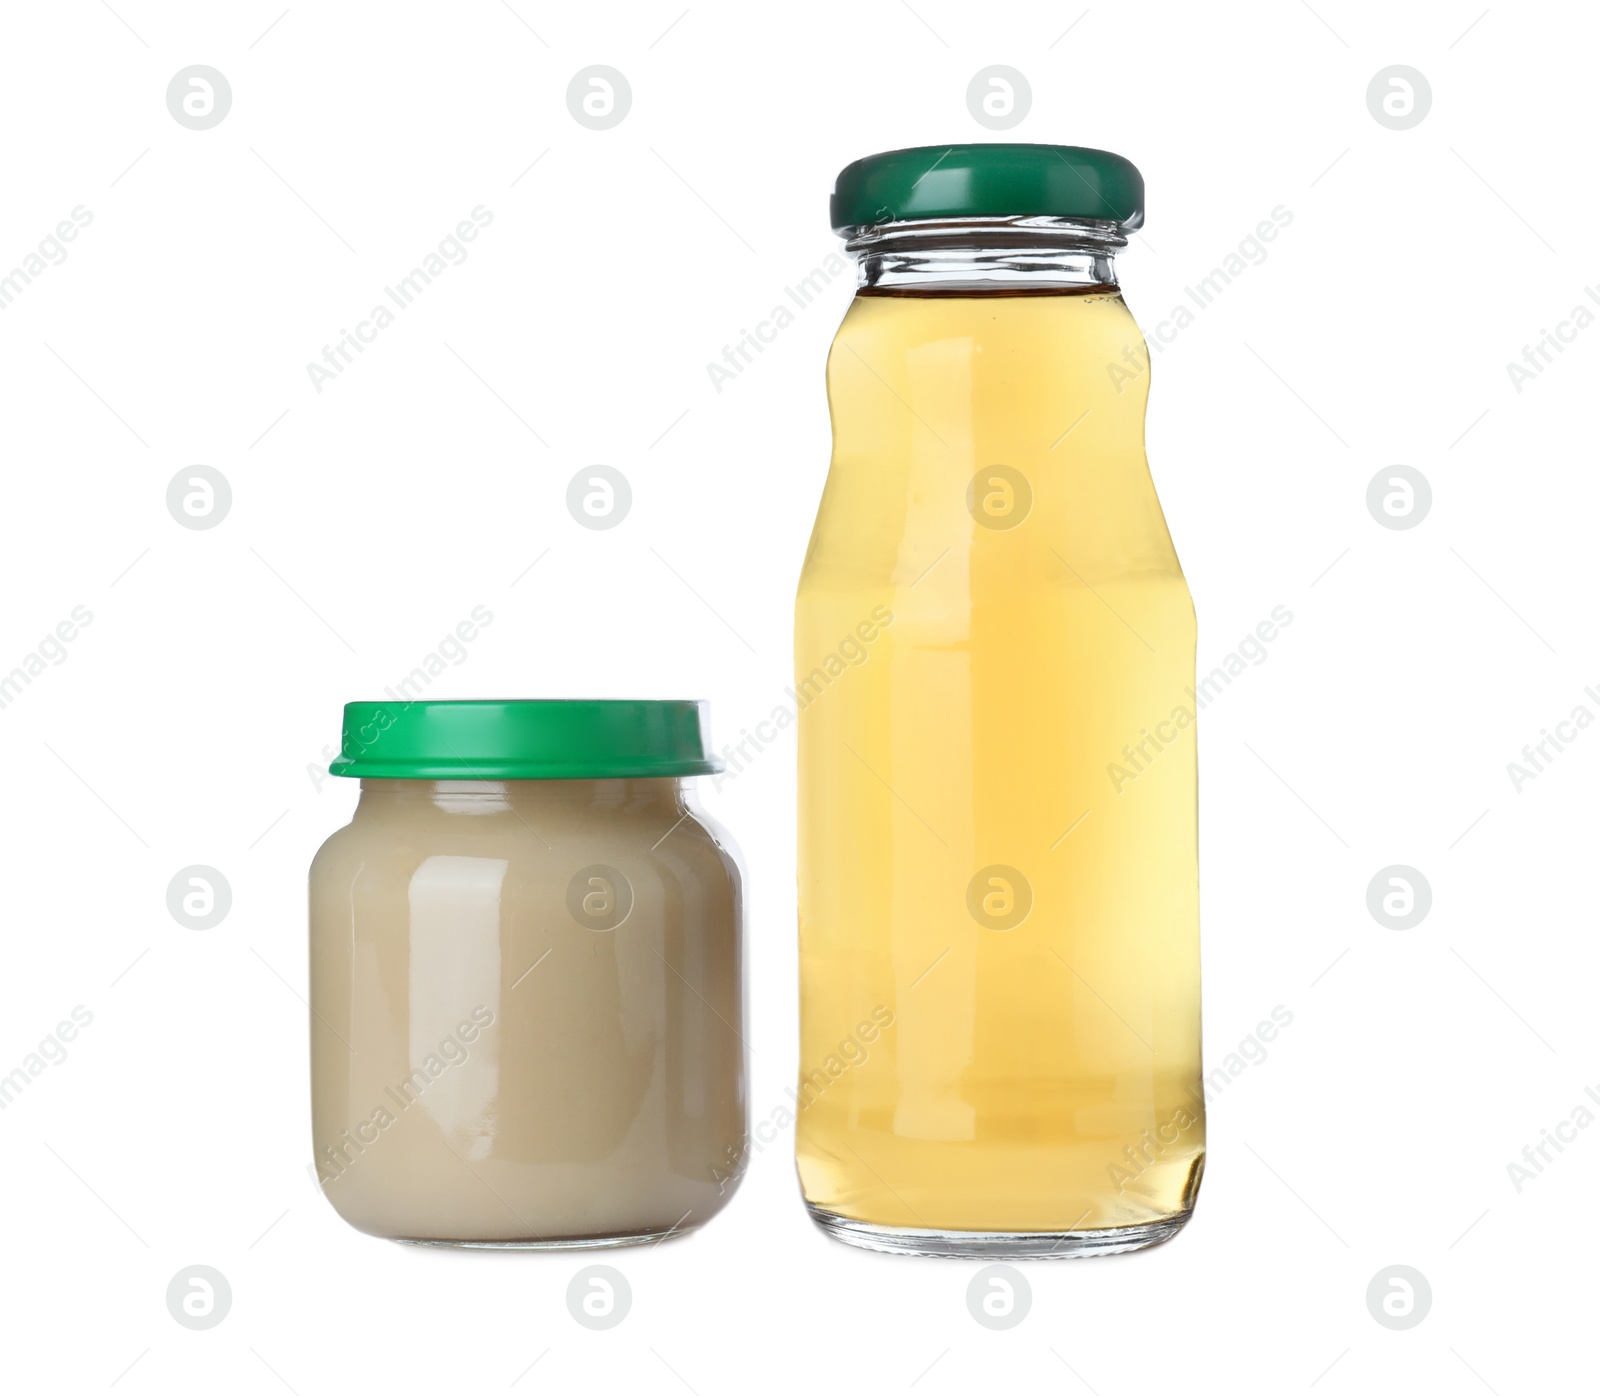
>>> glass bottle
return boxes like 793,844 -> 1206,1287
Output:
794,145 -> 1204,1257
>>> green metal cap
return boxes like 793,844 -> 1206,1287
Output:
328,699 -> 722,780
831,143 -> 1144,236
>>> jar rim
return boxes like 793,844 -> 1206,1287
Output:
328,699 -> 723,780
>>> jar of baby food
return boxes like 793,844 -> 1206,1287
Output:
795,145 -> 1204,1256
309,699 -> 746,1248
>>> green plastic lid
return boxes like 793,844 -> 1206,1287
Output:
328,699 -> 722,780
831,143 -> 1144,236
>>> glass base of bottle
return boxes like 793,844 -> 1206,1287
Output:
395,1224 -> 699,1251
806,1204 -> 1190,1259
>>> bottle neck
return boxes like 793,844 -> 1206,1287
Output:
847,216 -> 1122,294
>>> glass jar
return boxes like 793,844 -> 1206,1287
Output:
309,699 -> 746,1248
795,145 -> 1204,1257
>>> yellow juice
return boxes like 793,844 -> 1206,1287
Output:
794,284 -> 1204,1244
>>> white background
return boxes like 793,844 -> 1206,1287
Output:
1,1 -> 1594,1391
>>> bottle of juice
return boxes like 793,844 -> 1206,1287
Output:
794,145 -> 1203,1257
